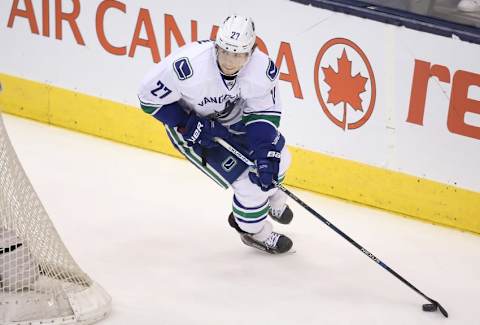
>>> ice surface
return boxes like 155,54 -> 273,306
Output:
3,114 -> 480,325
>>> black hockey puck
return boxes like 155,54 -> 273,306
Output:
422,303 -> 438,312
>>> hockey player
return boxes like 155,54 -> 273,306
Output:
137,15 -> 293,254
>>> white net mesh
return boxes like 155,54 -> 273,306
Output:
0,105 -> 111,324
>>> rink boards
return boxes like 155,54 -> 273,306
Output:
0,0 -> 479,233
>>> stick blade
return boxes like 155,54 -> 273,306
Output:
437,303 -> 449,318
424,300 -> 448,318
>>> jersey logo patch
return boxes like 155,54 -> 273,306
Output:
266,59 -> 279,81
173,57 -> 193,80
222,156 -> 237,172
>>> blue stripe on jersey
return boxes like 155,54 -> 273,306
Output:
244,110 -> 281,115
235,215 -> 268,224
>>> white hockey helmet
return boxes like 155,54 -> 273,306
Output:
215,15 -> 256,54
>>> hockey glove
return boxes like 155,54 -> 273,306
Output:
248,147 -> 281,191
180,113 -> 231,148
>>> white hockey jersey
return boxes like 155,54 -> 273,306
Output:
137,41 -> 281,132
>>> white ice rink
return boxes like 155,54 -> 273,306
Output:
3,113 -> 480,325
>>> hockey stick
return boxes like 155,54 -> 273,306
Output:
215,137 -> 448,318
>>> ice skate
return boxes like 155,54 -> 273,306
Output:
228,213 -> 293,254
269,204 -> 293,225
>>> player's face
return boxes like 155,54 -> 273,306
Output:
217,47 -> 249,76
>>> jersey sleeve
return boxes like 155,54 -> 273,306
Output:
137,59 -> 182,117
138,58 -> 194,128
240,52 -> 284,155
241,52 -> 282,130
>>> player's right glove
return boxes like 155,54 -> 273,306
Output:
248,147 -> 281,191
179,113 -> 231,148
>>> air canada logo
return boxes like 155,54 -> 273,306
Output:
314,38 -> 376,130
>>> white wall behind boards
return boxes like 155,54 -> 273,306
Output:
0,0 -> 479,192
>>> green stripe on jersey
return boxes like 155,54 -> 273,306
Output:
243,114 -> 280,127
140,103 -> 159,115
232,203 -> 270,219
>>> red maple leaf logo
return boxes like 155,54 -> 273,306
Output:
322,49 -> 368,129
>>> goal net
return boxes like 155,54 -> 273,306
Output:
0,87 -> 111,324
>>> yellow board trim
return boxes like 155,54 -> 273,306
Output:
1,73 -> 479,234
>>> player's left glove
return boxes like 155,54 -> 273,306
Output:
180,113 -> 231,148
249,147 -> 281,191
